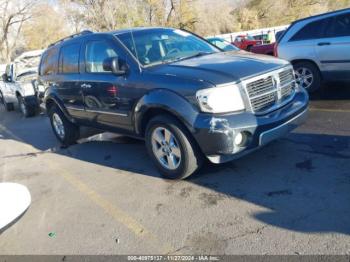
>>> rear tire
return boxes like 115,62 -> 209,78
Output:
145,115 -> 203,179
5,102 -> 14,112
0,92 -> 14,112
18,96 -> 36,118
293,61 -> 321,94
48,105 -> 80,146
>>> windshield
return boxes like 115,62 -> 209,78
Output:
208,38 -> 239,51
116,28 -> 219,67
14,55 -> 41,76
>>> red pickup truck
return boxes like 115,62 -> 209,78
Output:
233,35 -> 262,51
250,30 -> 286,56
251,43 -> 275,56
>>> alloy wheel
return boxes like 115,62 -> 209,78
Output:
52,113 -> 65,139
151,127 -> 182,170
19,99 -> 27,116
295,67 -> 314,90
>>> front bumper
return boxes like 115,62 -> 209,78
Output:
192,89 -> 309,163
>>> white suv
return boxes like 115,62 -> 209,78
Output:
276,8 -> 350,93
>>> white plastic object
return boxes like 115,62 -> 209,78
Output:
0,183 -> 31,230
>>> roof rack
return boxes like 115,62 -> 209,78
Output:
48,30 -> 93,48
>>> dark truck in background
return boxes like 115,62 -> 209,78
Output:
40,27 -> 309,179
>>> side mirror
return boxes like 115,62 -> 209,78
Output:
103,57 -> 128,76
1,73 -> 7,82
2,73 -> 12,82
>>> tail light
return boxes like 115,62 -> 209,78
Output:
273,43 -> 278,57
107,86 -> 118,96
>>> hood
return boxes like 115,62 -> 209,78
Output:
149,51 -> 289,86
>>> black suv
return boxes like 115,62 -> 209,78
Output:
40,28 -> 309,179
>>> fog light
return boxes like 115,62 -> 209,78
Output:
234,131 -> 248,147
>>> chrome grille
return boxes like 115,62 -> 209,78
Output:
243,67 -> 295,114
281,82 -> 294,99
246,76 -> 275,98
279,69 -> 294,87
250,92 -> 277,112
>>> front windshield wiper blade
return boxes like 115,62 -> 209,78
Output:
173,51 -> 214,63
144,52 -> 214,67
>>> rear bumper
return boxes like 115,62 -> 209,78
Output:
192,88 -> 309,163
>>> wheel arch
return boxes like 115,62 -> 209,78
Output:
291,59 -> 323,79
134,89 -> 199,138
45,95 -> 74,122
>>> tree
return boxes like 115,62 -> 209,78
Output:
22,4 -> 70,50
0,0 -> 37,62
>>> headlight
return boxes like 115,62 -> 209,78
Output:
196,84 -> 245,113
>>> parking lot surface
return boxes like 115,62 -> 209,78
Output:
0,84 -> 349,255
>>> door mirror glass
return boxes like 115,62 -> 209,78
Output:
103,57 -> 127,76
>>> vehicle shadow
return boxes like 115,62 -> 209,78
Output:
311,81 -> 350,101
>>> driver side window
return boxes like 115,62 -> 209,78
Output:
86,40 -> 118,73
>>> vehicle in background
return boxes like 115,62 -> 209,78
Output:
41,27 -> 308,179
0,50 -> 43,117
253,34 -> 269,44
251,30 -> 286,56
206,37 -> 240,51
233,35 -> 262,51
251,43 -> 275,56
276,8 -> 350,93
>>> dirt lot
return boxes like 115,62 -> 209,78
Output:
0,84 -> 349,255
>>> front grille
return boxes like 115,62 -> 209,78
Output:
279,69 -> 294,86
244,67 -> 295,114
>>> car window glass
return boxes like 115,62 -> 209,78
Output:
40,48 -> 59,76
16,71 -> 37,81
325,13 -> 350,37
85,40 -> 118,73
117,28 -> 218,67
59,43 -> 80,73
39,53 -> 48,76
290,18 -> 329,41
214,40 -> 227,49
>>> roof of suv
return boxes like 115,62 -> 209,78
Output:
47,27 -> 174,48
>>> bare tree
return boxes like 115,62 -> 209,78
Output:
0,0 -> 37,62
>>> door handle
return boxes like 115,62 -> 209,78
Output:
81,83 -> 91,89
318,42 -> 331,46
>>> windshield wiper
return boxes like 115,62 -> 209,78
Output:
144,52 -> 214,67
173,51 -> 214,62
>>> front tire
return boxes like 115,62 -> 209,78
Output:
18,96 -> 36,118
49,105 -> 80,146
293,61 -> 321,94
145,115 -> 203,179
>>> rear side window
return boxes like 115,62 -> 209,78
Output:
59,43 -> 80,74
290,18 -> 329,41
85,40 -> 118,73
40,48 -> 59,76
325,13 -> 350,37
